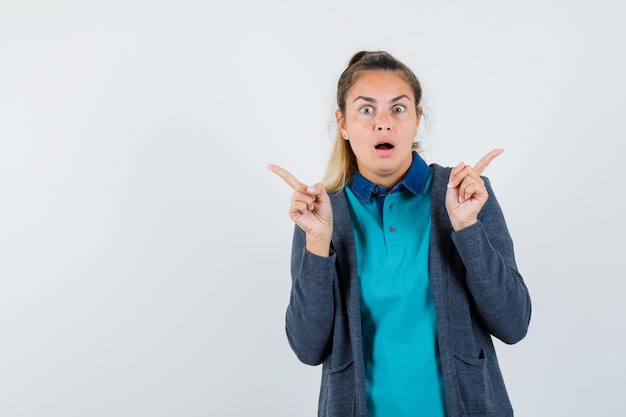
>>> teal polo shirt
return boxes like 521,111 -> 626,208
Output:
345,154 -> 446,417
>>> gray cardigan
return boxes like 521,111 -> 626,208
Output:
286,164 -> 531,417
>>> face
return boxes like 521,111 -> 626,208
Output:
336,70 -> 422,189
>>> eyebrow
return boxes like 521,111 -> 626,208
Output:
353,94 -> 412,103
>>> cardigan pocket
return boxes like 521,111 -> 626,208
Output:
454,350 -> 497,414
329,358 -> 354,374
321,359 -> 355,416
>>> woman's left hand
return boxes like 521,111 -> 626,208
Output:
445,148 -> 504,231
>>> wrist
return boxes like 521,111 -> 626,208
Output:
452,218 -> 478,232
305,234 -> 332,257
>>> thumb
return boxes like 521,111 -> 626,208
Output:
307,183 -> 327,197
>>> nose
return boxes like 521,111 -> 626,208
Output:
375,112 -> 391,131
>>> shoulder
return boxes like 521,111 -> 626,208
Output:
327,188 -> 356,241
428,164 -> 451,200
328,189 -> 351,222
429,163 -> 451,177
328,188 -> 350,206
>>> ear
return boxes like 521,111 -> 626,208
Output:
415,106 -> 423,132
335,109 -> 348,140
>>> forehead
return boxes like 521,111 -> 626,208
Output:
348,70 -> 414,101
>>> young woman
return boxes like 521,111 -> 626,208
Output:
268,50 -> 531,417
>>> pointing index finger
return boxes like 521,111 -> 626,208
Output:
267,164 -> 305,190
473,148 -> 504,175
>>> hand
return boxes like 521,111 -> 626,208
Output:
445,149 -> 504,231
267,164 -> 333,256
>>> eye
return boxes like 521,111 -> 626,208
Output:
359,106 -> 374,114
392,105 -> 406,113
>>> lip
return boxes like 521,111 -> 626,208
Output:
375,147 -> 394,157
374,140 -> 395,157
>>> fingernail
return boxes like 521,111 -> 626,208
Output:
307,185 -> 316,193
458,196 -> 463,204
447,182 -> 453,188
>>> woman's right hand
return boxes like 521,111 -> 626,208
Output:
267,164 -> 333,257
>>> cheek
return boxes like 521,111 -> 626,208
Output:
348,118 -> 371,135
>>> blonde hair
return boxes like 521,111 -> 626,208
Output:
322,51 -> 423,193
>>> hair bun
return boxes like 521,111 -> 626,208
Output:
347,51 -> 371,67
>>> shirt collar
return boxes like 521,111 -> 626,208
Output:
348,152 -> 430,203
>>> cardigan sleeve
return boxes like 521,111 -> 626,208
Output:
285,224 -> 336,365
451,177 -> 532,344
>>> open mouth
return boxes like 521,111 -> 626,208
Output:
375,143 -> 394,150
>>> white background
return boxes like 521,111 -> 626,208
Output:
1,0 -> 624,415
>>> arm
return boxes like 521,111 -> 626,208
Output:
451,177 -> 531,344
266,164 -> 337,365
286,225 -> 336,365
